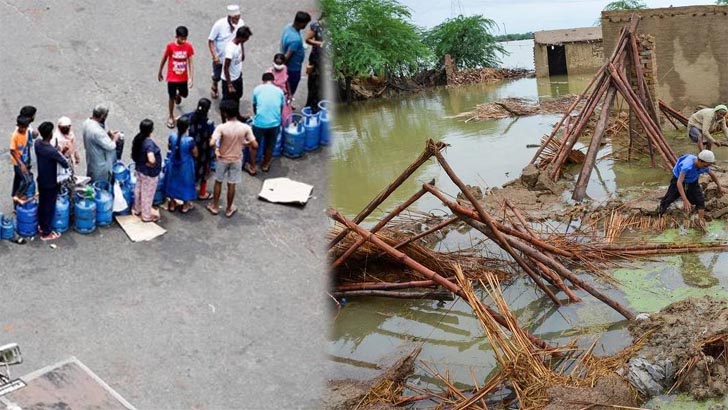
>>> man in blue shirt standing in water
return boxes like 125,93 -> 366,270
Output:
658,150 -> 724,228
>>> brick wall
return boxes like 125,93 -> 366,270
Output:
602,6 -> 728,112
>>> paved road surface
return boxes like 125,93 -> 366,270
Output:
0,1 -> 327,409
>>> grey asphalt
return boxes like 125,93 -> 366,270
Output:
0,1 -> 327,409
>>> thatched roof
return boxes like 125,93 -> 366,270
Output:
534,27 -> 602,45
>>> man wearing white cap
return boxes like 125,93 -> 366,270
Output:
208,5 -> 244,99
51,116 -> 80,189
658,150 -> 724,227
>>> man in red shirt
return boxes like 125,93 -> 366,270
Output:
158,26 -> 195,129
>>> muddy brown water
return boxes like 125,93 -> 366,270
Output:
329,73 -> 728,408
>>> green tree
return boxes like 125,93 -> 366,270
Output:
423,15 -> 506,69
596,0 -> 647,25
321,0 -> 431,102
603,0 -> 647,10
717,0 -> 728,5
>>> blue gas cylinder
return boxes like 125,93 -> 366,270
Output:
154,159 -> 166,206
74,194 -> 96,234
283,113 -> 305,159
52,189 -> 71,233
25,176 -> 36,198
127,162 -> 137,191
112,161 -> 129,184
16,200 -> 38,237
1,217 -> 14,240
93,181 -> 114,226
318,100 -> 331,146
302,106 -> 321,152
273,127 -> 283,157
121,182 -> 134,215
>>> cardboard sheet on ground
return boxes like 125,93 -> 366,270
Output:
115,215 -> 166,242
258,177 -> 313,205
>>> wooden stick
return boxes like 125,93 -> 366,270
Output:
431,154 -> 563,306
392,216 -> 459,250
332,187 -> 428,268
628,107 -> 635,161
457,214 -> 635,320
328,208 -> 554,350
328,140 -> 446,249
530,66 -> 604,165
573,86 -> 618,202
335,278 -> 447,291
331,289 -> 455,301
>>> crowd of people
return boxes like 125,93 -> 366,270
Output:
7,5 -> 325,242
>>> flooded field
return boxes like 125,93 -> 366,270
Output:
328,73 -> 728,408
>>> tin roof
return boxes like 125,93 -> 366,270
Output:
534,27 -> 602,45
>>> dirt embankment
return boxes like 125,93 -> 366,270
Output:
627,296 -> 728,400
339,66 -> 533,102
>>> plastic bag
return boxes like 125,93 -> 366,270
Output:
112,181 -> 128,212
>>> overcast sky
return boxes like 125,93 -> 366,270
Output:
398,0 -> 715,33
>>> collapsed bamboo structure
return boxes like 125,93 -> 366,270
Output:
530,15 -> 677,202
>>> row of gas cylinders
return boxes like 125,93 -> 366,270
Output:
283,100 -> 331,159
244,100 -> 332,164
2,160 -> 167,238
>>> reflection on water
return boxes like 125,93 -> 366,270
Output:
329,73 -> 728,397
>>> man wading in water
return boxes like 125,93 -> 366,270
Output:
658,150 -> 724,229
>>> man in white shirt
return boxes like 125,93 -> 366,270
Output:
207,4 -> 244,100
222,26 -> 252,103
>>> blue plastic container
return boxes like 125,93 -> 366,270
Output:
17,200 -> 38,237
74,190 -> 96,234
1,217 -> 14,240
283,114 -> 305,159
52,189 -> 71,233
154,159 -> 166,206
127,163 -> 137,191
318,100 -> 331,146
93,181 -> 114,226
302,106 -> 321,152
112,161 -> 129,184
121,182 -> 134,215
273,127 -> 283,157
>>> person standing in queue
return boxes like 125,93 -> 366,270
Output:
252,72 -> 285,173
207,100 -> 257,218
180,98 -> 216,200
208,5 -> 244,100
131,119 -> 162,223
35,121 -> 69,241
82,104 -> 121,183
280,11 -> 311,100
222,26 -> 252,103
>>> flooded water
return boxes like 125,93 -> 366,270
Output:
328,72 -> 728,406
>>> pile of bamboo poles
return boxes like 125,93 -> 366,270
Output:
659,99 -> 689,129
530,15 -> 677,202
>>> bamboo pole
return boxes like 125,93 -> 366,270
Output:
431,153 -> 563,306
331,290 -> 455,301
456,214 -> 635,321
506,201 -> 582,302
335,278 -> 447,292
529,66 -> 604,165
332,187 -> 428,268
392,216 -> 459,250
573,86 -> 618,202
328,208 -> 554,350
608,64 -> 674,167
328,139 -> 446,249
